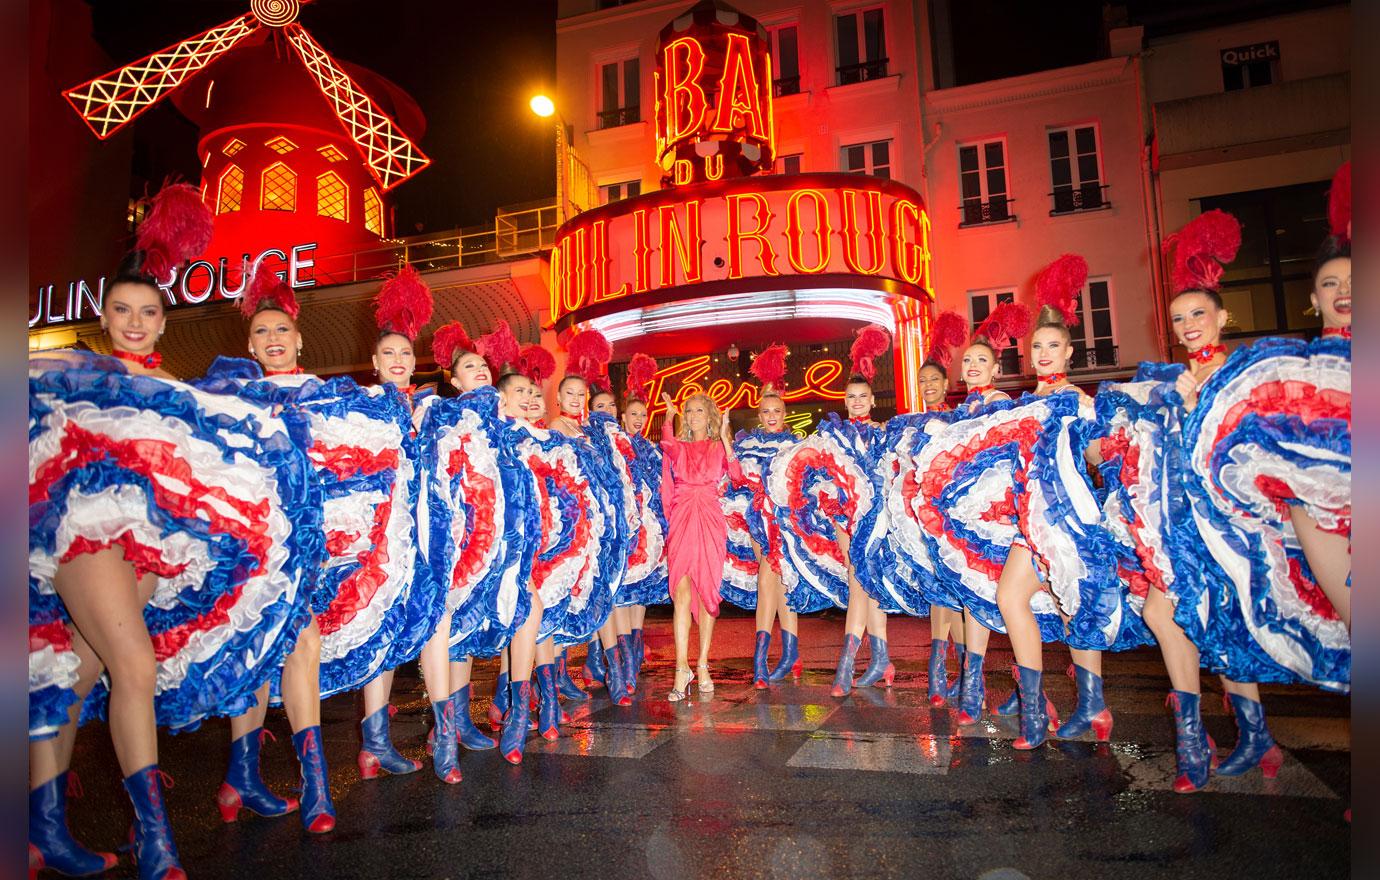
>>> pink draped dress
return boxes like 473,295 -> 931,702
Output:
661,420 -> 742,622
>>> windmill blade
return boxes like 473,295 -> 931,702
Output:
281,24 -> 431,191
62,14 -> 259,139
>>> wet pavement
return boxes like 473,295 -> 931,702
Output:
58,611 -> 1351,879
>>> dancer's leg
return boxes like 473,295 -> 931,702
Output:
1289,507 -> 1351,629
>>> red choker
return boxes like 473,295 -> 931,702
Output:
113,349 -> 161,369
265,367 -> 303,376
849,415 -> 871,423
968,384 -> 995,396
1323,326 -> 1352,339
559,409 -> 584,421
1037,373 -> 1068,385
1188,343 -> 1226,364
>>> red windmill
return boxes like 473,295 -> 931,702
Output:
63,0 -> 430,285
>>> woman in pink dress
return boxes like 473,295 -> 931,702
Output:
659,392 -> 742,701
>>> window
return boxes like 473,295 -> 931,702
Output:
126,198 -> 148,232
598,57 -> 640,129
1196,180 -> 1330,338
835,7 -> 887,85
216,164 -> 244,214
968,290 -> 1021,375
771,25 -> 800,97
769,153 -> 802,175
958,139 -> 1011,225
316,171 -> 347,221
842,140 -> 890,179
264,135 -> 298,154
363,187 -> 383,236
1069,278 -> 1118,369
260,162 -> 297,212
318,144 -> 348,163
222,138 -> 245,157
600,180 -> 642,204
1221,40 -> 1280,92
1048,124 -> 1106,214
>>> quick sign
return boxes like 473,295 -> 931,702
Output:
549,173 -> 932,327
1220,41 -> 1279,66
29,242 -> 317,328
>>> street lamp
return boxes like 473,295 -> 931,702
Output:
529,94 -> 592,224
529,94 -> 555,118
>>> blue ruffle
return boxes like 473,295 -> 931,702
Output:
621,434 -> 670,606
30,362 -> 320,737
1174,340 -> 1350,691
419,389 -> 535,661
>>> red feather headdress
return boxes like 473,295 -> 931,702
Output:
476,320 -> 520,376
924,311 -> 969,368
1033,253 -> 1088,326
516,344 -> 556,385
973,302 -> 1032,352
432,321 -> 476,370
134,182 -> 214,283
750,343 -> 789,392
239,262 -> 300,320
374,264 -> 433,340
1328,161 -> 1351,244
849,324 -> 891,381
566,328 -> 613,392
625,352 -> 657,403
1162,209 -> 1242,294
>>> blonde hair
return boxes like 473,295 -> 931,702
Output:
677,392 -> 723,441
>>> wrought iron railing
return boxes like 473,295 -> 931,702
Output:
1050,183 -> 1110,215
307,201 -> 560,285
774,76 -> 802,97
1070,344 -> 1119,370
960,197 -> 1015,226
596,105 -> 641,129
836,59 -> 888,85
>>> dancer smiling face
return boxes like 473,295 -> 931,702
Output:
1170,290 -> 1227,355
450,351 -> 492,392
1030,325 -> 1074,387
759,392 -> 786,432
498,373 -> 536,420
590,390 -> 617,417
622,399 -> 648,435
249,309 -> 301,373
104,281 -> 166,365
918,363 -> 947,410
844,380 -> 874,421
373,332 -> 416,389
961,342 -> 999,393
1311,253 -> 1351,331
558,376 -> 588,419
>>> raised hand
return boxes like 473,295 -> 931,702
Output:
660,392 -> 677,415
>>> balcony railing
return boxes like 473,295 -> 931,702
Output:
836,59 -> 888,86
773,76 -> 801,98
960,197 -> 1015,226
596,105 -> 640,129
304,201 -> 560,286
1050,183 -> 1110,215
1070,344 -> 1119,371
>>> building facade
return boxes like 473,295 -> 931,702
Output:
1138,3 -> 1351,348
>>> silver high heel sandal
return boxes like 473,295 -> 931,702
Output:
696,663 -> 715,694
668,667 -> 693,703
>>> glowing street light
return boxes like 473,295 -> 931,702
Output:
529,94 -> 556,118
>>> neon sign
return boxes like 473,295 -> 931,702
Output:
29,242 -> 318,328
549,174 -> 933,328
640,353 -> 847,428
654,6 -> 775,185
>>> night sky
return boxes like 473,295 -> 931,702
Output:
85,0 -> 558,234
74,0 -> 1177,234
